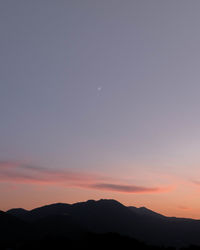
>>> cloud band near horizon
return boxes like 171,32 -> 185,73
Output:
0,161 -> 170,194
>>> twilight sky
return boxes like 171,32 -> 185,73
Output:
1,0 -> 200,218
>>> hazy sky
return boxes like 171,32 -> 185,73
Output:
1,0 -> 200,218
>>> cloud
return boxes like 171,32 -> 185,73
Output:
89,183 -> 165,193
0,161 -> 171,194
178,205 -> 191,210
0,161 -> 96,184
192,180 -> 200,186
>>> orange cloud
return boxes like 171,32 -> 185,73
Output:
178,205 -> 191,210
0,161 -> 171,194
192,180 -> 200,186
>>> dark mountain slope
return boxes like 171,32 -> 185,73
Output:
7,208 -> 30,221
0,210 -> 32,241
5,199 -> 200,247
8,203 -> 71,221
129,206 -> 165,218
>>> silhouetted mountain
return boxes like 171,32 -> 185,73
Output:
129,206 -> 165,218
4,199 -> 200,248
8,208 -> 28,215
14,232 -> 177,250
7,208 -> 29,221
7,203 -> 71,221
0,210 -> 32,242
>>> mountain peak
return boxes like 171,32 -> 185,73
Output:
8,208 -> 28,212
97,199 -> 124,206
74,199 -> 124,208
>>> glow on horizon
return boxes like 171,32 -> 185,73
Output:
1,180 -> 200,219
1,161 -> 200,219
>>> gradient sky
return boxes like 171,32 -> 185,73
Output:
1,0 -> 200,218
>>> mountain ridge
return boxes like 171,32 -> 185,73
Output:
4,199 -> 200,247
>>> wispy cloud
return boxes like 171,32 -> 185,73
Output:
89,183 -> 166,193
0,161 -> 171,194
0,161 -> 96,184
178,205 -> 191,210
192,180 -> 200,186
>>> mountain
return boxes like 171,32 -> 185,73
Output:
4,199 -> 200,247
129,206 -> 165,218
7,208 -> 30,221
0,210 -> 32,241
7,203 -> 70,221
14,232 -> 169,250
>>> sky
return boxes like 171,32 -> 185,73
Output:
1,0 -> 200,219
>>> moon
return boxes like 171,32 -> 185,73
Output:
97,86 -> 102,91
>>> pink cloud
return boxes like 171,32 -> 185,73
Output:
192,180 -> 200,186
178,205 -> 191,210
0,161 -> 171,194
88,183 -> 167,193
0,161 -> 96,184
